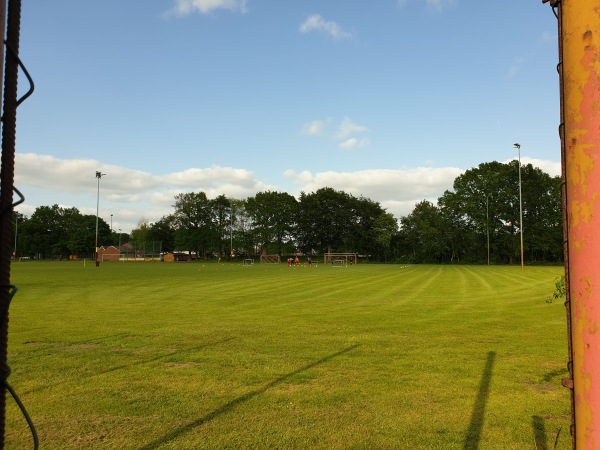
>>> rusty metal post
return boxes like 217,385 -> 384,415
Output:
561,0 -> 600,447
0,0 -> 5,445
0,1 -> 5,94
0,0 -> 5,440
0,0 -> 25,446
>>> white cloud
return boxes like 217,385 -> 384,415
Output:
336,117 -> 369,139
284,169 -> 312,184
340,138 -> 358,150
14,153 -> 560,233
14,153 -> 273,232
15,154 -> 268,195
285,166 -> 463,217
299,15 -> 352,40
339,138 -> 369,150
165,0 -> 248,17
504,157 -> 561,178
16,153 -> 161,194
302,117 -> 369,150
167,166 -> 258,188
302,120 -> 327,136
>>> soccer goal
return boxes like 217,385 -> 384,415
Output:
243,259 -> 255,266
324,253 -> 357,266
260,255 -> 281,264
332,259 -> 345,268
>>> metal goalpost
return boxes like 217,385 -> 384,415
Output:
324,253 -> 357,266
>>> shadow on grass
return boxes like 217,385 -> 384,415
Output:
541,368 -> 567,383
463,351 -> 496,450
93,337 -> 237,377
24,337 -> 237,395
532,415 -> 548,450
21,332 -> 137,352
139,343 -> 361,450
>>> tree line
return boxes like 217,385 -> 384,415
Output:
13,161 -> 563,264
400,161 -> 562,263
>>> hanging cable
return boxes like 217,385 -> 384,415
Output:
542,0 -> 575,445
0,286 -> 37,449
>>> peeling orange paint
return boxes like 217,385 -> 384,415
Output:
562,0 -> 600,447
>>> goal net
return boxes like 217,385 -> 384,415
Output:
324,253 -> 357,265
332,259 -> 345,268
260,255 -> 281,264
243,259 -> 255,266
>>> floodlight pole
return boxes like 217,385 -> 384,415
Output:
513,143 -> 524,270
95,171 -> 105,267
486,194 -> 490,266
118,229 -> 122,263
230,203 -> 234,262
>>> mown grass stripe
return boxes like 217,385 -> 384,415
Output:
5,261 -> 569,449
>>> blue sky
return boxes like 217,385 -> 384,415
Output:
15,0 -> 560,233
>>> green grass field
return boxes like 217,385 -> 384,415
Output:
4,261 -> 570,449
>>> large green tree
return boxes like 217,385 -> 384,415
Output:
245,191 -> 298,255
130,218 -> 151,251
211,195 -> 232,258
519,164 -> 563,262
399,200 -> 449,263
372,212 -> 398,262
149,216 -> 176,253
296,188 -> 394,260
18,205 -> 109,259
347,196 -> 394,259
435,161 -> 562,264
437,161 -> 512,263
296,187 -> 353,254
230,198 -> 253,257
172,192 -> 217,257
68,214 -> 102,257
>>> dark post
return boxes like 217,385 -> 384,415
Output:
0,0 -> 21,444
